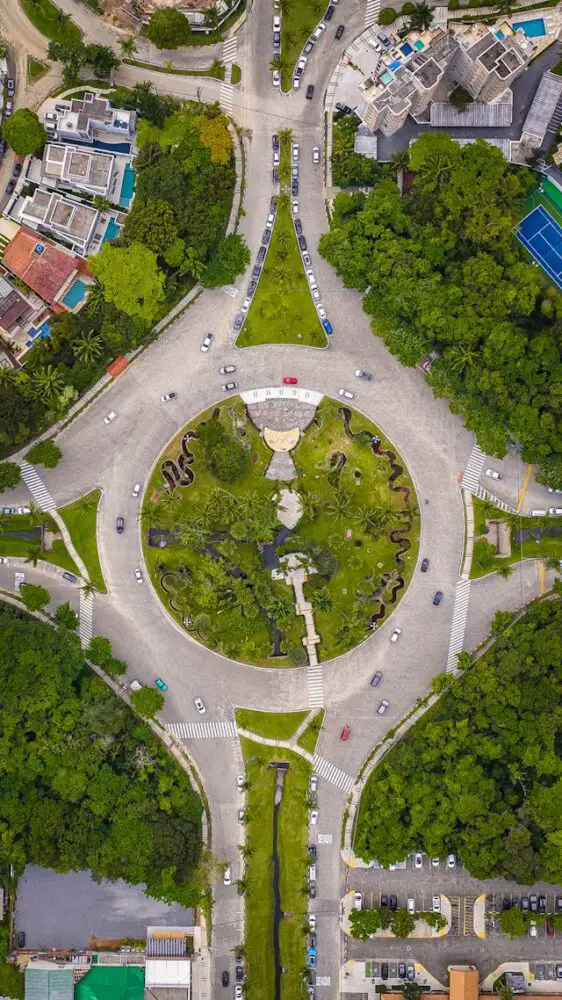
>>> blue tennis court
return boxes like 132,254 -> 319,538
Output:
516,204 -> 562,290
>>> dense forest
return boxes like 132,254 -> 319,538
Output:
354,599 -> 562,883
0,603 -> 202,905
319,134 -> 562,488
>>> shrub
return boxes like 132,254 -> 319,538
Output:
0,461 -> 21,493
378,7 -> 397,23
448,0 -> 460,9
401,2 -> 416,12
26,439 -> 62,468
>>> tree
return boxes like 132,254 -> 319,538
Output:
71,329 -> 104,365
449,86 -> 473,114
87,635 -> 113,667
407,1 -> 433,29
84,42 -> 120,79
30,364 -> 66,404
496,563 -> 513,579
536,454 -> 562,491
178,246 -> 206,282
390,148 -> 410,175
499,907 -> 529,937
311,585 -> 333,613
119,36 -> 137,57
146,8 -> 192,48
203,5 -> 220,29
25,544 -> 43,567
3,108 -> 47,155
0,461 -> 21,493
391,908 -> 415,937
55,601 -> 79,630
26,439 -> 62,468
131,685 -> 165,719
122,198 -> 178,255
348,907 -> 381,939
88,242 -> 165,324
326,489 -> 352,520
19,582 -> 50,612
203,235 -> 251,288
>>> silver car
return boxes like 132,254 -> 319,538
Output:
200,332 -> 213,352
338,388 -> 354,400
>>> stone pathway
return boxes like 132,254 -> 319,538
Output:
247,398 -> 318,432
272,553 -> 321,666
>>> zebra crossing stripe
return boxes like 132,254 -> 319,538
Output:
166,720 -> 238,739
78,590 -> 93,648
461,444 -> 486,492
220,82 -> 234,114
365,0 -> 381,26
313,754 -> 354,794
473,483 -> 515,514
446,579 -> 471,672
308,664 -> 324,708
222,36 -> 237,62
19,461 -> 57,512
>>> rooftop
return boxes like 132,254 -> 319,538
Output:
3,227 -> 78,304
22,189 -> 98,244
43,143 -> 113,193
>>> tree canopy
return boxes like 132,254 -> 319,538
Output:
354,599 -> 562,883
26,439 -> 62,469
319,135 -> 562,482
88,242 -> 166,323
3,108 -> 47,155
146,8 -> 192,48
0,461 -> 21,492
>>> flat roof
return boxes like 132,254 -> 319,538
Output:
145,960 -> 191,987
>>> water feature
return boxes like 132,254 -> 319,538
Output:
62,279 -> 87,310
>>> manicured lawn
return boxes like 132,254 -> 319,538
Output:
280,0 -> 323,92
123,57 -> 225,79
242,738 -> 310,1000
470,498 -> 562,579
27,57 -> 49,81
22,0 -> 81,43
235,709 -> 308,740
0,512 -> 79,577
231,63 -> 242,84
297,709 -> 324,753
58,489 -> 107,593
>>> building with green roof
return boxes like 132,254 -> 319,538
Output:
75,966 -> 144,1000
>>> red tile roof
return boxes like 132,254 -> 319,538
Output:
3,227 -> 78,305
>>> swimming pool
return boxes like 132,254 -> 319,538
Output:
389,59 -> 401,70
119,164 -> 136,209
62,279 -> 87,310
414,39 -> 424,49
380,71 -> 393,85
103,217 -> 121,243
400,42 -> 413,55
25,320 -> 51,349
512,17 -> 545,37
495,29 -> 504,39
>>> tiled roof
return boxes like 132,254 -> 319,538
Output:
3,227 -> 77,304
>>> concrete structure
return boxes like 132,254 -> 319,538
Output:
451,21 -> 534,103
55,93 -> 136,149
40,143 -> 117,200
16,188 -> 100,256
0,271 -> 46,341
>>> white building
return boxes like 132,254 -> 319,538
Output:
16,188 -> 99,256
55,92 -> 136,147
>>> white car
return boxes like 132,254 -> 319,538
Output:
485,468 -> 502,480
431,857 -> 440,868
312,287 -> 320,301
223,866 -> 231,886
353,891 -> 362,910
132,483 -> 141,498
447,853 -> 456,869
201,332 -> 213,352
273,150 -> 280,166
414,852 -> 423,869
390,627 -> 402,642
292,143 -> 299,161
134,568 -> 143,584
238,809 -> 245,823
273,14 -> 280,30
160,391 -> 177,402
432,895 -> 441,913
237,774 -> 245,790
194,697 -> 206,714
309,914 -> 316,929
235,987 -> 243,1000
272,70 -> 281,86
220,365 -> 236,374
266,212 -> 275,229
293,77 -> 300,90
306,269 -> 316,285
104,410 -> 117,424
312,147 -> 320,164
310,774 -> 318,792
338,388 -> 354,400
292,201 -> 299,215
0,557 -> 9,565
529,920 -> 537,938
547,486 -> 562,493
17,507 -> 30,515
241,296 -> 251,313
407,898 -> 416,914
317,303 -> 326,319
310,809 -> 319,825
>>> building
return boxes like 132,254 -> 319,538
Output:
25,967 -> 75,1000
55,93 -> 136,150
17,189 -> 99,256
2,226 -> 88,310
144,925 -> 193,999
40,143 -> 116,200
0,271 -> 47,342
451,21 -> 535,102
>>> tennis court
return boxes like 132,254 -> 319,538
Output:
516,204 -> 562,289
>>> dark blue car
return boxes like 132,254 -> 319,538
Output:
322,319 -> 333,335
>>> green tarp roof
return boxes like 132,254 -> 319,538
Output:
75,966 -> 144,1000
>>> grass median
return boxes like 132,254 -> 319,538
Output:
21,0 -> 81,43
58,489 -> 106,593
470,497 -> 562,579
236,709 -> 308,740
280,0 -> 324,92
297,709 -> 324,753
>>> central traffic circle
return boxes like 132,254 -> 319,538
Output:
142,391 -> 419,666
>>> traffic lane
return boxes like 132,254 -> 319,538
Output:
0,563 -> 81,616
464,561 -> 554,653
309,780 -> 345,994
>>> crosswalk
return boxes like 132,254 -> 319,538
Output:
222,36 -> 237,63
308,663 -> 324,708
461,444 -> 486,493
473,482 -> 515,514
79,590 -> 93,648
166,720 -> 238,739
19,461 -> 57,512
220,81 -> 234,114
313,754 -> 354,794
446,578 -> 471,672
365,0 -> 381,26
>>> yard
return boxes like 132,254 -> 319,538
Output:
22,0 -> 81,44
296,709 -> 324,753
235,709 -> 308,740
58,489 -> 107,593
470,497 -> 562,579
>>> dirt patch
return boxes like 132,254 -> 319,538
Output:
101,0 -> 214,29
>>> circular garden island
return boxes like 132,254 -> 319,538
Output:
142,395 -> 419,666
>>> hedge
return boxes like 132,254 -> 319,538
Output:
379,7 -> 398,24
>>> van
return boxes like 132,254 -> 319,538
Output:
548,507 -> 562,515
308,864 -> 316,882
529,509 -> 547,516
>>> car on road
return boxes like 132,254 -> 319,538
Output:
312,147 -> 320,164
304,38 -> 315,53
63,571 -> 78,583
238,809 -> 245,823
336,101 -> 353,114
556,965 -> 562,979
340,724 -> 351,740
485,468 -> 502,480
160,391 -> 177,402
116,516 -> 125,534
310,774 -> 317,792
377,699 -> 389,715
155,677 -> 168,692
134,568 -> 143,584
353,891 -> 362,909
414,852 -> 423,868
194,697 -> 206,714
447,853 -> 456,869
370,671 -> 382,687
0,557 -> 9,565
222,971 -> 229,987
381,894 -> 388,908
335,24 -> 345,39
309,933 -> 316,948
310,809 -> 318,824
308,954 -> 317,968
6,79 -> 14,96
322,318 -> 333,335
0,140 -> 5,157
295,219 -> 303,236
306,84 -> 314,99
355,369 -> 372,380
252,264 -> 262,278
272,133 -> 279,150
273,13 -> 280,29
223,866 -> 231,886
306,269 -> 316,286
17,931 -> 25,948
104,410 -> 117,424
17,507 -> 30,515
273,168 -> 279,185
298,235 -> 307,252
201,332 -> 213,352
407,898 -> 416,914
292,142 -> 299,161
433,590 -> 443,606
13,163 -> 22,178
220,365 -> 236,374
389,895 -> 397,911
521,896 -> 529,910
548,486 -> 562,493
557,897 -> 562,913
433,895 -> 441,912
221,381 -> 238,392
390,627 -> 402,642
431,856 -> 439,867
132,483 -> 141,498
237,773 -> 245,790
420,557 -> 429,572
338,388 -> 354,399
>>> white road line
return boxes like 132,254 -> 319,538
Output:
222,36 -> 237,62
220,82 -> 234,114
446,578 -> 471,672
313,754 -> 354,794
461,444 -> 486,492
365,0 -> 381,26
308,663 -> 324,708
166,720 -> 238,739
19,461 -> 57,512
78,590 -> 93,648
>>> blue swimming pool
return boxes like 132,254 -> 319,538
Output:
62,279 -> 87,309
495,29 -> 504,39
119,164 -> 136,209
512,17 -> 545,36
389,59 -> 401,70
380,71 -> 393,85
400,42 -> 413,55
25,320 -> 51,349
414,39 -> 424,49
102,217 -> 121,243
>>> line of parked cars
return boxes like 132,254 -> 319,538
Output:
297,0 -> 345,97
233,181 -> 281,336
290,152 -> 334,337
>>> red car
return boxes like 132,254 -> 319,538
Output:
340,725 -> 351,741
282,377 -> 298,385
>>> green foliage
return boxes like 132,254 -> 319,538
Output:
22,0 -> 80,44
26,438 -> 62,468
320,135 -> 561,478
203,234 -> 251,287
131,685 -> 165,718
332,115 -> 384,188
0,959 -> 24,999
448,0 -> 460,9
378,7 -> 397,23
47,39 -> 120,80
499,907 -> 530,937
420,910 -> 447,930
146,8 -> 192,48
54,601 -> 79,630
122,198 -> 178,255
391,908 -> 415,937
0,603 -> 202,900
354,600 -> 562,882
407,1 -> 434,27
349,907 -> 381,939
473,537 -> 497,574
449,85 -> 473,112
401,2 -> 416,12
19,582 -> 50,612
197,419 -> 249,483
0,461 -> 21,492
535,453 -> 562,491
88,242 -> 166,323
3,108 -> 47,155
87,635 -> 113,667
109,82 -> 181,127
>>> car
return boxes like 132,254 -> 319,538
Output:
557,897 -> 562,913
336,101 -> 353,114
485,468 -> 502,480
529,920 -> 537,938
201,332 -> 213,352
414,852 -> 423,869
521,895 -> 529,910
241,296 -> 252,313
420,558 -> 429,572
0,557 -> 9,565
220,365 -> 236,374
306,84 -> 314,99
223,866 -> 231,886
309,914 -> 316,929
304,39 -> 315,53
322,319 -> 333,335
317,303 -> 326,319
272,70 -> 281,86
312,22 -> 326,38
338,388 -> 354,399
335,24 -> 345,39
556,965 -> 562,980
370,671 -> 383,687
433,591 -> 443,606
273,29 -> 280,47
407,964 -> 415,982
298,235 -> 307,252
266,213 -> 275,230
310,774 -> 318,792
502,898 -> 511,911
538,895 -> 546,913
222,971 -> 230,987
312,147 -> 320,164
155,677 -> 168,692
292,143 -> 299,161
377,699 -> 389,715
292,179 -> 299,196
0,140 -> 5,157
390,627 -> 402,642
273,150 -> 280,166
308,953 -> 317,969
536,966 -> 546,981
221,382 -> 238,392
6,79 -> 14,96
353,890 -> 362,909
354,369 -> 372,380
235,985 -> 243,999
547,486 -> 562,493
389,895 -> 398,911
134,568 -> 143,584
273,13 -> 280,29
529,894 -> 538,912
252,264 -> 262,279
431,856 -> 439,868
160,391 -> 177,402
548,506 -> 562,515
340,724 -> 351,740
272,133 -> 279,150
194,697 -> 206,714
0,507 -> 16,515
407,898 -> 415,914
257,246 -> 267,263
273,168 -> 279,184
102,411 -> 116,428
311,287 -> 320,301
309,933 -> 316,948
292,200 -> 299,215
262,229 -> 271,244
306,268 -> 315,285
5,100 -> 13,116
270,196 -> 278,213
237,773 -> 245,790
310,809 -> 318,824
17,507 -> 30,515
308,844 -> 317,860
17,931 -> 25,948
295,219 -> 303,236
447,853 -> 456,869
380,963 -> 389,980
308,882 -> 316,898
13,163 -> 22,178
132,483 -> 141,498
234,313 -> 245,332
236,966 -> 244,982
292,164 -> 299,179
399,963 -> 406,978
546,919 -> 555,937
238,808 -> 245,823
433,895 -> 441,912
325,4 -> 335,18
63,571 -> 78,584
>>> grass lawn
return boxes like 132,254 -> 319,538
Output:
22,0 -> 81,43
280,0 -> 324,92
0,512 -> 79,577
242,738 -> 310,1000
297,709 -> 324,753
231,63 -> 241,84
235,709 -> 308,740
27,57 -> 49,81
58,489 -> 107,593
123,57 -> 225,79
470,497 -> 562,579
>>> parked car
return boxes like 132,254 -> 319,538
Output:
257,246 -> 267,263
237,773 -> 245,789
132,483 -> 141,498
538,895 -> 546,913
308,954 -> 317,968
414,852 -> 423,869
407,964 -> 415,981
233,314 -> 244,332
63,571 -> 78,584
298,235 -> 307,252
309,914 -> 316,929
354,369 -> 372,380
381,964 -> 389,980
272,133 -> 279,150
155,677 -> 168,692
273,29 -> 280,47
252,264 -> 262,279
266,212 -> 275,229
377,699 -> 389,715
485,468 -> 502,480
241,296 -> 251,313
325,5 -> 335,18
420,557 -> 429,572
433,591 -> 443,606
389,895 -> 397,911
305,268 -> 315,285
556,964 -> 562,979
336,101 -> 353,114
134,568 -> 143,584
407,898 -> 416,914
370,671 -> 382,687
222,971 -> 230,987
310,809 -> 318,825
292,179 -> 299,196
236,966 -> 244,982
194,697 -> 206,714
335,24 -> 345,39
292,142 -> 299,161
220,365 -> 236,375
273,168 -> 279,184
303,251 -> 312,267
6,79 -> 15,96
17,931 -> 25,948
223,866 -> 231,886
390,627 -> 402,642
312,147 -> 320,164
292,200 -> 299,215
308,844 -> 317,859
433,895 -> 441,912
431,857 -> 439,867
262,229 -> 271,244
546,919 -> 555,937
529,920 -> 537,938
304,39 -> 314,53
322,319 -> 333,335
272,70 -> 281,86
521,896 -> 529,911
399,963 -> 406,978
447,853 -> 456,869
529,894 -> 538,913
5,100 -> 13,116
308,882 -> 316,898
201,332 -> 213,352
6,177 -> 18,194
353,891 -> 362,909
338,388 -> 354,399
340,724 -> 351,740
317,303 -> 326,319
548,506 -> 562,515
12,163 -> 22,178
295,219 -> 303,236
160,391 -> 177,402
306,84 -> 314,99
238,808 -> 245,823
221,382 -> 238,392
273,13 -> 281,30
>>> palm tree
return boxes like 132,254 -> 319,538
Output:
25,544 -> 43,567
179,247 -> 206,282
56,9 -> 71,25
276,228 -> 290,248
415,149 -> 456,193
80,581 -> 97,598
353,506 -> 380,533
71,329 -> 104,365
272,265 -> 290,285
0,366 -> 16,390
28,500 -> 45,528
85,281 -> 105,318
496,563 -> 513,579
312,585 -> 333,613
119,36 -> 137,58
203,5 -> 220,29
299,491 -> 318,522
30,364 -> 66,404
407,1 -> 434,30
448,344 -> 478,373
165,59 -> 174,72
326,489 -> 352,520
390,149 -> 410,175
278,0 -> 293,12
544,556 -> 561,573
158,490 -> 182,514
